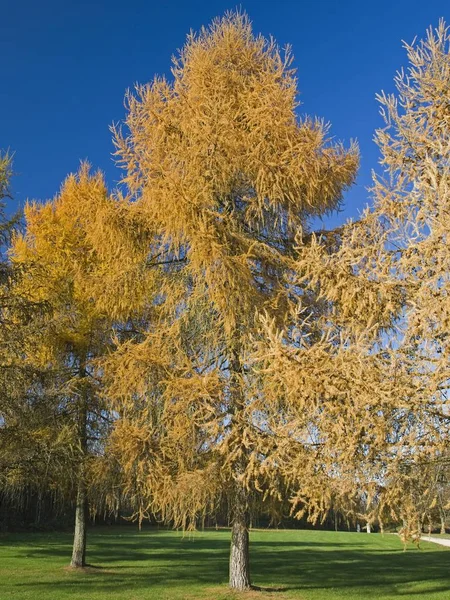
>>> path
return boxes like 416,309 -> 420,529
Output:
421,536 -> 450,548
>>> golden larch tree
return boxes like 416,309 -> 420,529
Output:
10,165 -> 153,567
364,20 -> 450,533
106,12 -> 358,590
258,20 -> 450,540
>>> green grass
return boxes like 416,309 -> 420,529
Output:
1,527 -> 450,599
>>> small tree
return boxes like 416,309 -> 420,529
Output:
0,151 -> 56,530
10,165 -> 152,566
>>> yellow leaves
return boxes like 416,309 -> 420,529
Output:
12,164 -> 156,326
113,11 -> 357,333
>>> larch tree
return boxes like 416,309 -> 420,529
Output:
257,20 -> 450,540
10,165 -> 153,566
106,12 -> 358,590
365,19 -> 450,533
0,151 -> 18,254
0,150 -> 55,529
0,151 -> 21,527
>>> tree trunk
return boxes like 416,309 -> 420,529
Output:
228,339 -> 251,591
440,514 -> 446,535
0,494 -> 8,533
229,499 -> 251,591
70,476 -> 87,568
35,491 -> 43,526
70,358 -> 88,568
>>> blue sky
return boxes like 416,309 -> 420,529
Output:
1,0 -> 449,227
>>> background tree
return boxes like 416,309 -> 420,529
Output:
258,20 -> 450,539
106,12 -> 358,591
369,19 -> 450,532
0,150 -> 58,532
10,165 -> 153,566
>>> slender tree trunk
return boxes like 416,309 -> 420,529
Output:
0,494 -> 8,533
228,340 -> 251,591
70,358 -> 88,568
35,491 -> 43,526
229,485 -> 251,591
440,513 -> 446,535
71,476 -> 87,567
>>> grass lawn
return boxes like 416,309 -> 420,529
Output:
1,527 -> 450,599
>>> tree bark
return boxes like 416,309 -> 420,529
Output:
0,494 -> 8,533
228,338 -> 251,591
70,476 -> 87,567
35,491 -> 43,526
229,493 -> 251,591
440,514 -> 446,535
70,358 -> 88,568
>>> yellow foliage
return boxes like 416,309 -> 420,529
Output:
104,11 -> 358,530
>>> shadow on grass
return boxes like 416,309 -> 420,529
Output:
3,528 -> 450,597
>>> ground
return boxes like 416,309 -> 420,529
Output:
1,527 -> 450,599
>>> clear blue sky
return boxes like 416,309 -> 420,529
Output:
1,0 -> 448,227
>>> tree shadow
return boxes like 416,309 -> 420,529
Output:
3,528 -> 450,598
